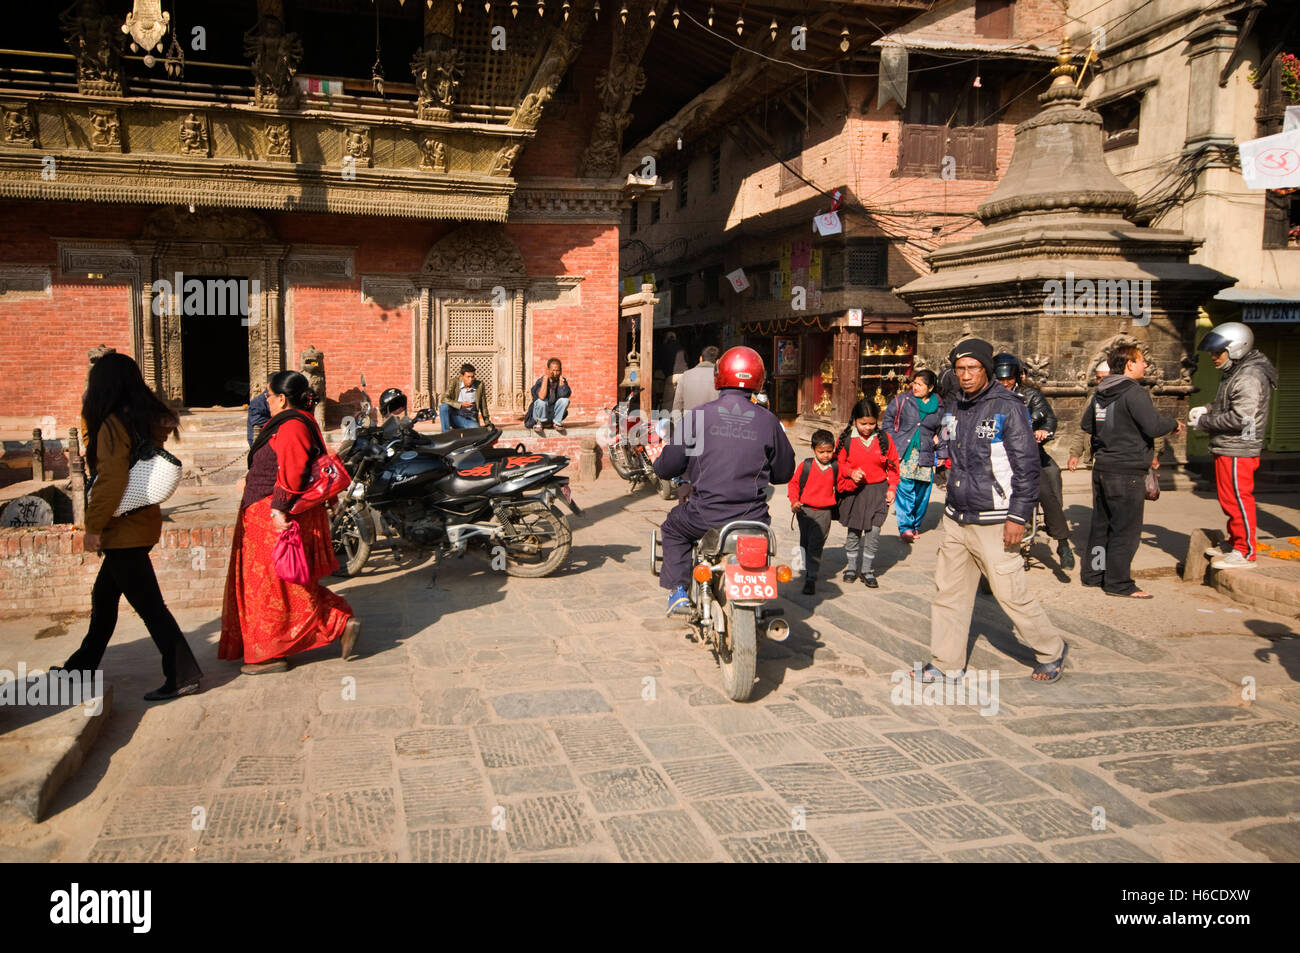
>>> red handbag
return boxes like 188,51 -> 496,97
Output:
274,419 -> 352,515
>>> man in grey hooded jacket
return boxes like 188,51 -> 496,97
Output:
1190,322 -> 1278,570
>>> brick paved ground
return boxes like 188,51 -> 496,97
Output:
1,473 -> 1298,862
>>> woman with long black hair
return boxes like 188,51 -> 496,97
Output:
59,353 -> 203,701
219,370 -> 360,673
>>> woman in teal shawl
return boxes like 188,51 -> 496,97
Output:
880,370 -> 943,542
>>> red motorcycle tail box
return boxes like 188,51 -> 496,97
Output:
735,535 -> 769,570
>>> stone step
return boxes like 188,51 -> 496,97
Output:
0,678 -> 113,823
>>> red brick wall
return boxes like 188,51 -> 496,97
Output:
0,202 -> 618,428
0,523 -> 231,618
510,223 -> 620,421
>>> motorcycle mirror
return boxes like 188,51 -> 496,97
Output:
361,401 -> 371,414
360,374 -> 367,388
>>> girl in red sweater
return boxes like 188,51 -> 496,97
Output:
835,399 -> 900,588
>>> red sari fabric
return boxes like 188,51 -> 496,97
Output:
218,497 -> 352,664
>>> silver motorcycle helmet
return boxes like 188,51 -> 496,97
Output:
1198,322 -> 1254,361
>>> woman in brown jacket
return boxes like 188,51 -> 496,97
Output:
58,353 -> 202,701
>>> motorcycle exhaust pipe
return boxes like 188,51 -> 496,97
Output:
765,618 -> 791,642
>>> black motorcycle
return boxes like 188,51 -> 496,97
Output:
330,408 -> 580,579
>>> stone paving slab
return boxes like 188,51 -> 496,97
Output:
3,475 -> 1299,862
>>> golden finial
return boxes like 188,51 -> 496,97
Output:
1049,36 -> 1077,89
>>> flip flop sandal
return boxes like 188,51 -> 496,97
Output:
1032,642 -> 1069,682
911,663 -> 963,684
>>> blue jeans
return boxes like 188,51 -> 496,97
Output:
531,396 -> 569,427
440,404 -> 479,432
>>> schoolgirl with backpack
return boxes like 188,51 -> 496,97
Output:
834,399 -> 900,588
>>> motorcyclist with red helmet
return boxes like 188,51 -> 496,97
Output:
654,346 -> 797,614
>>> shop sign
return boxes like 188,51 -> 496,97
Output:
1243,303 -> 1300,323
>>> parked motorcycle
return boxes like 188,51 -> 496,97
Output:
603,395 -> 676,499
330,405 -> 580,579
650,520 -> 792,702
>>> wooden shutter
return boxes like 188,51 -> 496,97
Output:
899,124 -> 944,174
949,125 -> 999,177
975,0 -> 1014,39
1266,334 -> 1300,451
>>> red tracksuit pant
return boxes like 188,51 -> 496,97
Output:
1214,455 -> 1260,560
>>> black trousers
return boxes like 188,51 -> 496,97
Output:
64,546 -> 202,687
1081,470 -> 1145,595
1039,457 -> 1069,541
796,506 -> 832,580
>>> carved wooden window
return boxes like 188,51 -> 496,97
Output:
446,305 -> 496,403
975,0 -> 1015,39
678,164 -> 690,208
847,243 -> 889,287
453,12 -> 547,110
630,201 -> 639,233
711,147 -> 721,193
651,200 -> 661,224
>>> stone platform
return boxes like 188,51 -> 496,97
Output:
1,470 -> 1297,863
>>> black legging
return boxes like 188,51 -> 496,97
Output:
63,546 -> 202,687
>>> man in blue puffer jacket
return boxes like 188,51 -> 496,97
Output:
920,338 -> 1070,684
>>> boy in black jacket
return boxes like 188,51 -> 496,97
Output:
1079,344 -> 1184,597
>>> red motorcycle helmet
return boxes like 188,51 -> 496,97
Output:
714,346 -> 766,393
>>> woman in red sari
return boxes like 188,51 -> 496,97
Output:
220,370 -> 361,674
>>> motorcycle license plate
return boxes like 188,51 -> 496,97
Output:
724,565 -> 777,601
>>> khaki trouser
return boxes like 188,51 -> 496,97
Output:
929,516 -> 1067,674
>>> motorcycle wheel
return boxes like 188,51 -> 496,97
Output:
500,500 -> 572,577
657,477 -> 676,500
719,600 -> 758,702
330,502 -> 374,577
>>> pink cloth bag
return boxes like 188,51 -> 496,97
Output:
272,520 -> 312,586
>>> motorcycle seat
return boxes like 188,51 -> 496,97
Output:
418,426 -> 495,456
443,468 -> 502,496
697,528 -> 723,556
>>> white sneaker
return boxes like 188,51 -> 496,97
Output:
1211,551 -> 1257,570
1204,544 -> 1228,557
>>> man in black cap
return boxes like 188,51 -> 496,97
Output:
920,338 -> 1070,683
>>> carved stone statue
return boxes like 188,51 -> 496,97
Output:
244,15 -> 303,108
411,41 -> 464,121
344,126 -> 372,165
299,345 -> 327,430
490,144 -> 522,177
60,0 -> 125,96
265,122 -> 291,161
89,108 -> 120,150
420,137 -> 447,172
2,106 -> 37,146
178,112 -> 208,155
